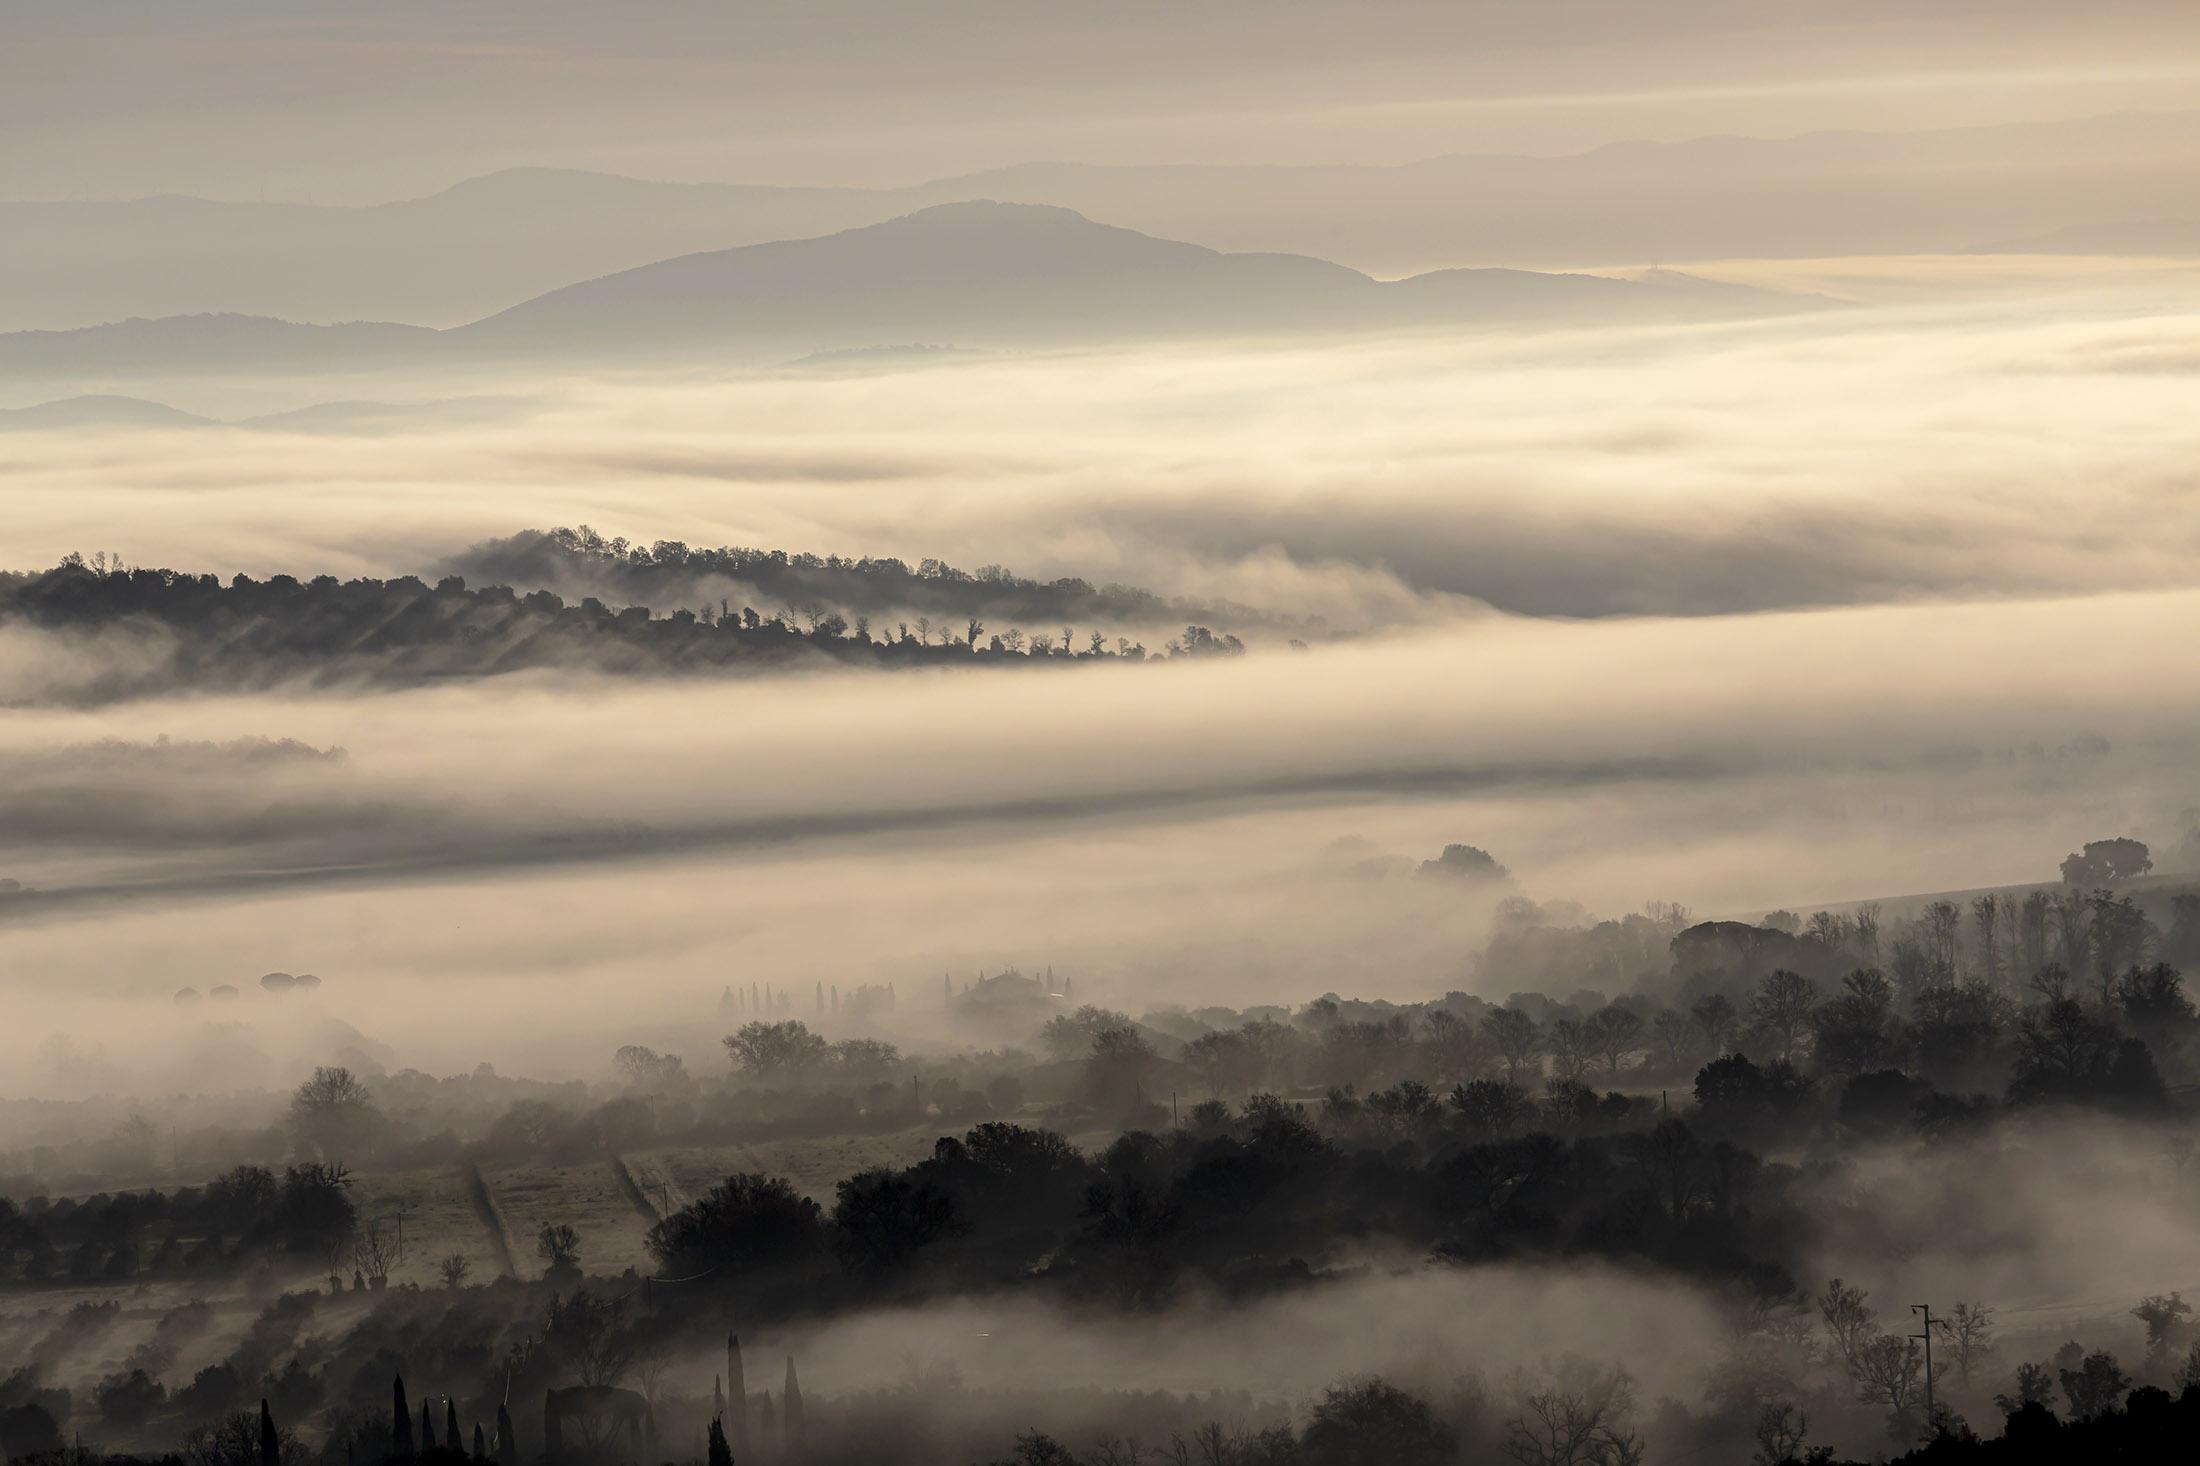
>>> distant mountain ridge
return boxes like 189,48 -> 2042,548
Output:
455,201 -> 1825,355
0,202 -> 1835,378
0,315 -> 436,377
0,394 -> 214,430
0,109 -> 2193,332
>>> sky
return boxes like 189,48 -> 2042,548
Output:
7,1 -> 2200,200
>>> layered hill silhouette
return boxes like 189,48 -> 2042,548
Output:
456,201 -> 1827,352
0,203 -> 1829,378
0,315 -> 435,377
1,110 -> 2193,332
0,394 -> 214,430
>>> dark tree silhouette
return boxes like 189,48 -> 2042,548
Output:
2061,838 -> 2151,887
647,1173 -> 824,1274
392,1374 -> 414,1461
830,1168 -> 968,1271
1299,1379 -> 1454,1466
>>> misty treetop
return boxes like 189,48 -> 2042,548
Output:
0,548 -> 1253,702
446,526 -> 1284,640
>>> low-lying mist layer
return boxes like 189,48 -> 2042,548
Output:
0,577 -> 2193,1090
2,267 -> 2198,625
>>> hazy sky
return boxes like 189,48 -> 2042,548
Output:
8,1 -> 2200,200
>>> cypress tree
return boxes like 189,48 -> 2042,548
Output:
726,1335 -> 749,1460
422,1401 -> 435,1451
472,1425 -> 486,1462
782,1358 -> 805,1451
706,1419 -> 733,1466
495,1404 -> 517,1466
445,1401 -> 460,1455
393,1376 -> 415,1460
260,1399 -> 279,1466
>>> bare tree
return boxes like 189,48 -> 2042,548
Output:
1690,993 -> 1740,1055
537,1223 -> 581,1275
2051,889 -> 2090,973
1503,1360 -> 1643,1466
1751,972 -> 1821,1065
1853,903 -> 1882,965
1649,1009 -> 1692,1068
1187,1422 -> 1232,1466
2177,1344 -> 2200,1393
546,1291 -> 633,1387
1087,1434 -> 1147,1466
2018,891 -> 2053,978
1584,1006 -> 1645,1078
501,1099 -> 566,1148
1939,1301 -> 1995,1384
353,1223 -> 397,1289
1921,900 -> 1963,981
632,1341 -> 668,1407
1546,1018 -> 1594,1084
1803,911 -> 1851,953
1420,1009 -> 1491,1084
1482,1008 -> 1543,1084
1972,895 -> 2003,985
613,1046 -> 686,1089
1751,1403 -> 1808,1466
1816,1279 -> 1878,1380
2029,963 -> 2073,1005
438,1253 -> 471,1290
1852,1334 -> 1924,1420
291,1066 -> 375,1157
965,617 -> 983,648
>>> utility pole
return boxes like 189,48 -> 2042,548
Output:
1911,1304 -> 1937,1430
